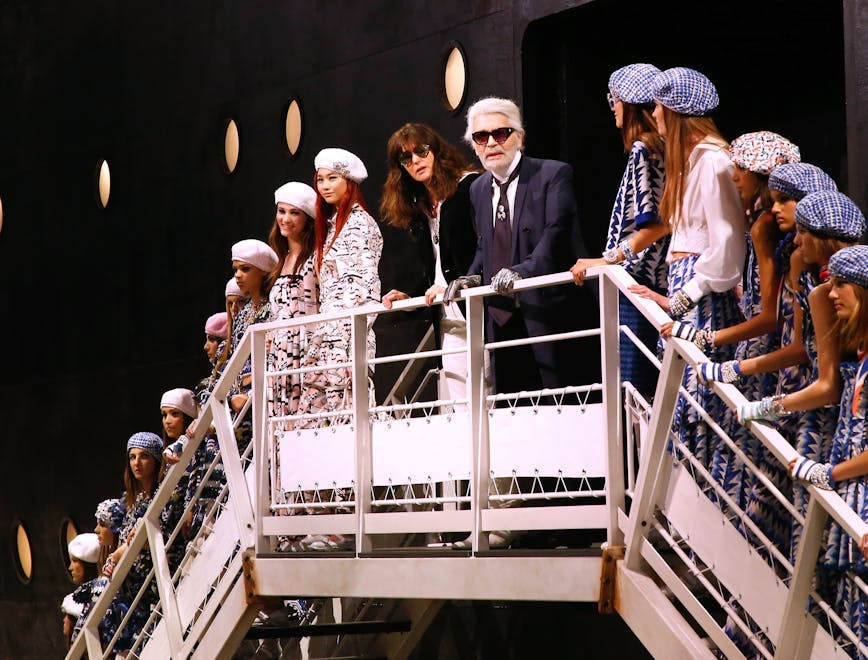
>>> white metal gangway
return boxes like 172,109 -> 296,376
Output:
66,265 -> 868,659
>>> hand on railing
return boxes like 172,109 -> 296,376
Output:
628,284 -> 669,312
570,258 -> 607,286
381,289 -> 409,309
443,275 -> 481,303
696,361 -> 742,386
789,456 -> 835,490
663,321 -> 715,354
737,395 -> 787,424
424,284 -> 446,306
491,268 -> 521,294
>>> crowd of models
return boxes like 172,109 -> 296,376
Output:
59,64 -> 868,658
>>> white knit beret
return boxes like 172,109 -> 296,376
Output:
225,277 -> 247,299
314,147 -> 368,183
160,388 -> 197,418
68,533 -> 100,564
231,239 -> 279,272
274,181 -> 318,218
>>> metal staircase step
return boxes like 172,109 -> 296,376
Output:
244,619 -> 412,639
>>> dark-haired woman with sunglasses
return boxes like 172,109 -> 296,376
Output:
380,123 -> 481,406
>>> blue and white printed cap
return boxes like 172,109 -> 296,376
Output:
274,181 -> 317,219
829,245 -> 868,289
95,498 -> 126,534
651,67 -> 719,116
795,191 -> 866,242
160,388 -> 197,419
768,163 -> 838,201
127,431 -> 164,463
608,63 -> 661,105
729,131 -> 800,175
231,239 -> 279,273
315,148 -> 368,183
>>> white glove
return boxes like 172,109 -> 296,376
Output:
791,457 -> 835,490
738,396 -> 780,424
697,360 -> 741,385
491,268 -> 521,294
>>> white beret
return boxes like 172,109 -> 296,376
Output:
225,277 -> 247,299
314,147 -> 368,183
160,388 -> 197,418
231,239 -> 279,272
68,533 -> 100,564
61,593 -> 84,619
274,181 -> 318,219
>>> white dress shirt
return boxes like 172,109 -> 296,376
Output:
667,137 -> 746,302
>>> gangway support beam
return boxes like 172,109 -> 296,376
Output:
190,572 -> 260,660
251,556 -> 602,603
615,561 -> 716,659
365,599 -> 445,660
598,545 -> 625,613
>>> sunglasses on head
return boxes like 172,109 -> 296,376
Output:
398,144 -> 431,167
470,127 -> 515,146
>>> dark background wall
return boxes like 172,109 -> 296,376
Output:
0,1 -> 861,657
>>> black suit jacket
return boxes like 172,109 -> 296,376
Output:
467,155 -> 587,387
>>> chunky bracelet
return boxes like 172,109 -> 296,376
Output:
617,239 -> 637,262
769,394 -> 788,418
669,290 -> 696,318
720,360 -> 741,383
694,329 -> 713,352
602,246 -> 620,264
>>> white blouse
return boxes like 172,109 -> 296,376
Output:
668,137 -> 746,302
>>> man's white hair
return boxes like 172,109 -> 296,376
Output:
463,96 -> 525,146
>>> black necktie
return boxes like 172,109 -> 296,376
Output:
489,166 -> 520,326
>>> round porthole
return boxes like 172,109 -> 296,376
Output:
12,520 -> 33,583
96,159 -> 111,209
442,42 -> 468,112
60,518 -> 78,568
284,99 -> 303,157
224,118 -> 240,173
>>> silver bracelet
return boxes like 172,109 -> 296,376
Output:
602,246 -> 620,264
617,239 -> 637,262
769,394 -> 788,418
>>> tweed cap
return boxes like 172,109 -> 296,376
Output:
651,67 -> 719,116
205,312 -> 228,339
68,533 -> 100,564
608,63 -> 661,105
127,431 -> 164,463
829,245 -> 868,288
231,239 -> 279,273
314,148 -> 368,183
769,163 -> 838,201
729,131 -> 801,175
95,498 -> 125,534
160,388 -> 197,418
795,191 -> 866,241
274,181 -> 318,219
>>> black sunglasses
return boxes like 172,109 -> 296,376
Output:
398,144 -> 431,167
471,127 -> 515,145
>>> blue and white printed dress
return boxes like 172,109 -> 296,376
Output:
818,358 -> 867,656
605,141 -> 667,397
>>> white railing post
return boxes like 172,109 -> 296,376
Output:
251,325 -> 269,554
600,270 -> 626,546
624,341 -> 685,570
353,313 -> 373,555
210,394 -> 256,550
466,293 -> 489,552
143,517 -> 184,656
774,495 -> 828,659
